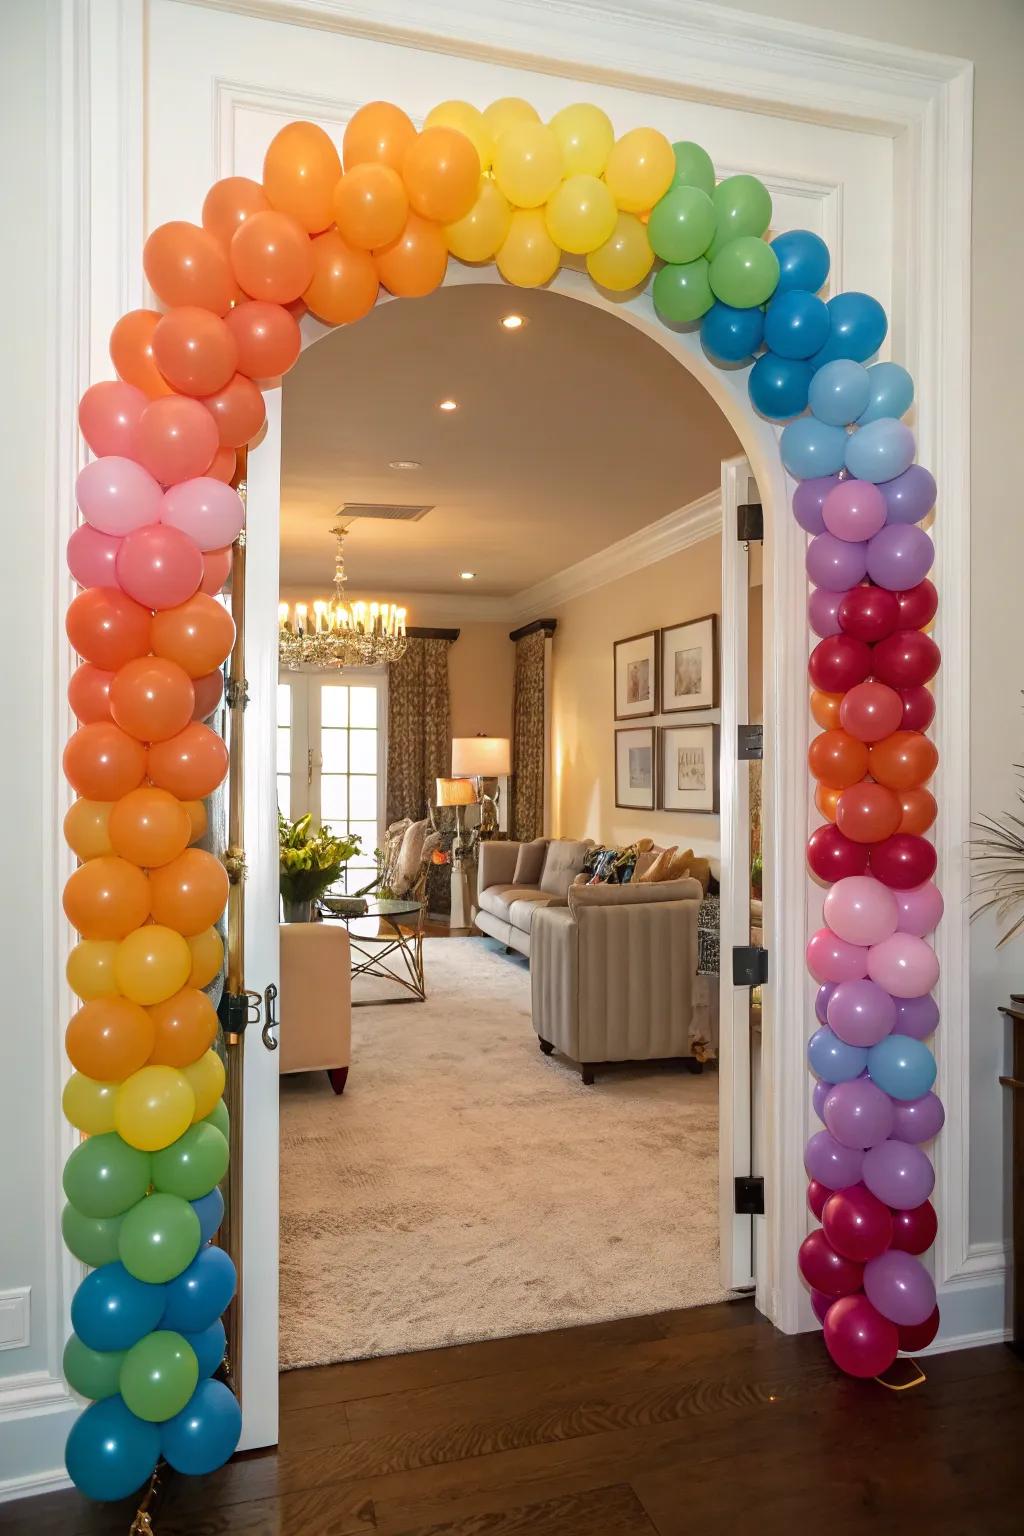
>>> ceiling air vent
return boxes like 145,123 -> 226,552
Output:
338,503 -> 434,522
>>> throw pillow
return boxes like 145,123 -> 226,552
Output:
539,839 -> 593,898
513,838 -> 547,886
637,845 -> 678,883
394,818 -> 428,896
686,856 -> 712,893
667,847 -> 695,881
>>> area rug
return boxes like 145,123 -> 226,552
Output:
279,937 -> 726,1368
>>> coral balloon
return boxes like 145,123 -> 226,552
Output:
115,524 -> 204,612
187,928 -> 224,990
151,308 -> 237,399
199,548 -> 232,596
898,787 -> 938,837
151,593 -> 235,678
68,663 -> 114,724
133,396 -> 220,485
303,230 -> 379,325
79,381 -> 147,459
890,1199 -> 938,1255
230,210 -> 314,304
67,939 -> 121,1002
201,176 -> 270,250
110,310 -> 176,399
586,212 -> 655,292
604,127 -> 675,213
66,997 -> 156,1082
808,729 -> 868,790
374,212 -> 448,298
201,373 -> 266,450
806,824 -> 868,884
492,122 -> 563,209
207,447 -> 237,485
868,731 -> 938,791
148,988 -> 219,1069
496,209 -> 560,288
424,100 -> 494,170
143,222 -> 235,315
263,120 -> 341,234
837,584 -> 900,644
797,1229 -> 863,1298
444,178 -> 512,264
115,925 -> 192,1007
810,690 -> 842,730
836,782 -> 902,845
108,787 -> 192,869
900,685 -> 936,734
67,525 -> 122,589
76,456 -> 164,538
822,1184 -> 893,1262
110,656 -> 196,743
64,799 -> 113,861
343,101 -> 416,173
116,1065 -> 196,1152
162,478 -> 244,553
149,849 -> 230,936
191,670 -> 225,721
870,833 -> 937,890
823,1294 -> 898,1378
63,722 -> 147,800
63,856 -> 151,941
807,634 -> 871,694
224,302 -> 301,380
402,127 -> 480,224
840,682 -> 903,744
147,723 -> 229,800
182,1050 -> 226,1123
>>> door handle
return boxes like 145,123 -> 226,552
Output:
261,982 -> 279,1051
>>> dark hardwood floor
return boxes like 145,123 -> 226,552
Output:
6,1299 -> 1022,1535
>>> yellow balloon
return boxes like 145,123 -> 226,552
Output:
187,926 -> 224,990
425,101 -> 494,171
115,1064 -> 195,1151
548,103 -> 614,177
492,123 -> 563,210
64,799 -> 114,860
604,127 -> 675,214
114,925 -> 192,1007
545,174 -> 617,255
62,1072 -> 118,1135
183,1050 -> 227,1123
496,208 -> 561,288
482,97 -> 539,144
586,211 -> 655,292
445,178 -> 512,263
183,799 -> 208,845
67,938 -> 121,1001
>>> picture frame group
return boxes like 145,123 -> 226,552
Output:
615,724 -> 720,815
613,613 -> 718,721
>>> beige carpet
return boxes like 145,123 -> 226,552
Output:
279,937 -> 725,1368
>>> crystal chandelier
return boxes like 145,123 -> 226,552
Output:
278,522 -> 408,670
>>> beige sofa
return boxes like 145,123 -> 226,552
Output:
474,838 -> 594,957
278,922 -> 352,1094
531,876 -> 704,1083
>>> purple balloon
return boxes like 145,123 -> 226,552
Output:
862,1139 -> 934,1208
806,531 -> 868,590
895,881 -> 944,937
815,983 -> 837,1025
793,475 -> 842,536
891,1091 -> 945,1144
812,1078 -> 831,1122
808,587 -> 843,637
893,994 -> 939,1039
805,1129 -> 865,1190
823,1078 -> 896,1150
880,464 -> 937,526
863,1249 -> 936,1327
827,978 -> 897,1048
865,523 -> 934,591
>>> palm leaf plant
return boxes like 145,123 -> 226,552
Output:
971,766 -> 1024,946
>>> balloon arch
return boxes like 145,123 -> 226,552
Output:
60,98 -> 942,1499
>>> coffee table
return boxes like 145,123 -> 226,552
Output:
322,898 -> 426,1004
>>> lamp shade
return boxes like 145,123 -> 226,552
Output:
451,736 -> 512,776
436,777 -> 478,807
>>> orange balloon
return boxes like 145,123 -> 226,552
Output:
836,782 -> 903,845
332,163 -> 408,250
402,128 -> 480,224
201,373 -> 266,449
143,221 -> 235,314
67,938 -> 121,1001
151,593 -> 235,678
343,101 -> 416,173
187,926 -> 224,989
898,787 -> 938,837
109,656 -> 196,743
374,212 -> 448,298
182,799 -> 208,843
867,730 -> 938,791
66,996 -> 156,1082
199,547 -> 233,597
207,446 -> 237,484
230,210 -> 314,304
109,786 -> 192,868
149,848 -> 230,936
64,799 -> 114,860
303,230 -> 379,325
202,176 -> 270,250
110,310 -> 176,399
63,722 -> 147,800
191,669 -> 225,720
263,121 -> 342,234
69,663 -> 114,724
815,784 -> 841,824
66,588 -> 152,671
807,729 -> 869,790
63,856 -> 151,940
224,302 -> 301,380
148,723 -> 229,800
152,307 -> 238,397
810,690 -> 843,731
148,987 -> 219,1068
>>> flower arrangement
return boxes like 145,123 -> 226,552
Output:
279,812 -> 361,910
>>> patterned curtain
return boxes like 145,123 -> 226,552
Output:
511,628 -> 547,841
386,637 -> 452,912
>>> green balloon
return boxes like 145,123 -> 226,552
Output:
118,1192 -> 201,1284
119,1330 -> 198,1423
708,174 -> 772,258
202,1099 -> 230,1143
671,140 -> 716,199
62,1133 -> 151,1220
652,258 -> 714,324
152,1124 -> 229,1202
648,186 -> 716,265
61,1203 -> 125,1268
63,1333 -> 126,1401
709,236 -> 780,308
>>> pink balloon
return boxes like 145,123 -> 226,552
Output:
78,380 -> 147,459
161,477 -> 245,552
867,933 -> 940,998
821,479 -> 887,543
76,455 -> 164,536
114,523 -> 204,610
807,927 -> 869,984
894,881 -> 944,937
823,875 -> 899,947
192,669 -> 225,721
200,546 -> 233,596
67,524 -> 122,588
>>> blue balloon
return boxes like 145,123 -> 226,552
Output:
748,353 -> 813,421
191,1186 -> 225,1246
867,1035 -> 937,1101
808,1027 -> 868,1084
770,229 -> 830,295
779,417 -> 847,479
161,1245 -> 236,1334
65,1395 -> 160,1501
858,361 -> 914,424
183,1318 -> 226,1380
700,300 -> 764,364
808,359 -> 871,427
161,1379 -> 242,1476
845,417 -> 916,483
763,290 -> 829,360
811,291 -> 888,368
71,1262 -> 166,1353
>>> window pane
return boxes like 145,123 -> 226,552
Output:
350,821 -> 379,860
320,685 -> 348,727
276,727 -> 290,775
277,683 -> 291,726
320,728 -> 347,773
277,775 -> 290,819
348,774 -> 377,820
320,775 -> 348,822
349,686 -> 377,728
348,729 -> 377,773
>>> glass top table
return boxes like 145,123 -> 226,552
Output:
320,897 -> 426,1003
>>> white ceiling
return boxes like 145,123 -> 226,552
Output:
280,285 -> 740,598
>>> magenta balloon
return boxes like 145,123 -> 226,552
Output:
891,1091 -> 945,1144
808,587 -> 843,638
78,380 -> 147,459
879,464 -> 937,526
804,1129 -> 864,1190
827,979 -> 897,1048
867,933 -> 939,998
894,881 -> 944,937
823,875 -> 899,948
863,1248 -> 936,1327
862,1138 -> 934,1208
798,1229 -> 864,1298
893,993 -> 940,1039
806,532 -> 868,590
890,1199 -> 938,1254
161,477 -> 245,553
822,479 -> 887,543
823,1294 -> 898,1378
808,1179 -> 832,1220
793,475 -> 841,535
865,523 -> 934,591
812,1078 -> 830,1121
67,524 -> 123,588
75,455 -> 164,536
815,982 -> 837,1025
823,1078 -> 895,1150
810,1287 -> 833,1326
822,1183 -> 894,1262
806,927 -> 869,985
115,522 -> 204,610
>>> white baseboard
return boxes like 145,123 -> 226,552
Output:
0,1466 -> 72,1504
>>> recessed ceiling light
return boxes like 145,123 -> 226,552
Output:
500,313 -> 527,331
388,459 -> 421,470
460,571 -> 476,580
438,399 -> 459,412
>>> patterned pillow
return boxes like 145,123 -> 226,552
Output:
584,843 -> 645,885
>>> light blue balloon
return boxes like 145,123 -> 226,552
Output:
779,417 -> 848,479
807,1027 -> 868,1084
845,417 -> 916,483
808,359 -> 870,427
858,361 -> 914,424
65,1394 -> 160,1502
867,1035 -> 937,1101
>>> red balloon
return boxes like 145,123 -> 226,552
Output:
870,833 -> 937,890
837,585 -> 899,644
133,396 -> 219,485
807,824 -> 869,884
839,681 -> 903,743
808,729 -> 869,790
836,782 -> 902,845
65,588 -> 152,671
808,634 -> 871,694
872,629 -> 941,689
896,1305 -> 939,1353
824,1294 -> 899,1378
895,579 -> 938,630
900,685 -> 935,733
807,1179 -> 833,1220
68,663 -> 114,724
798,1229 -> 864,1298
822,1184 -> 894,1263
889,1199 -> 938,1255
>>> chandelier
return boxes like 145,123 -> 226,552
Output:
278,522 -> 408,670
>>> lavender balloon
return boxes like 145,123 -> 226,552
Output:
845,418 -> 916,483
827,978 -> 897,1048
879,464 -> 936,525
815,982 -> 837,1026
891,1091 -> 945,1144
806,531 -> 869,590
805,1129 -> 865,1190
823,1078 -> 895,1150
893,993 -> 940,1039
812,1078 -> 831,1122
821,479 -> 887,543
793,475 -> 842,536
865,523 -> 934,591
808,587 -> 843,637
864,1249 -> 936,1326
862,1139 -> 935,1208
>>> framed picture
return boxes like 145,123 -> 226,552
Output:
660,614 -> 719,713
614,630 -> 658,719
659,724 -> 720,814
615,727 -> 656,810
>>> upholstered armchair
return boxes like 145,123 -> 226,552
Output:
278,922 -> 352,1095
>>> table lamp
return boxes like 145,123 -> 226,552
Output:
451,736 -> 511,835
436,776 -> 477,857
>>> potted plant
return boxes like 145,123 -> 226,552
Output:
278,812 -> 361,922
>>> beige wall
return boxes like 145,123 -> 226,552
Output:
448,622 -> 515,742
